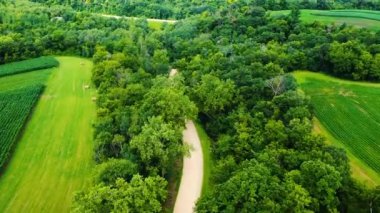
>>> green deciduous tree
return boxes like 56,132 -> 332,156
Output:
130,116 -> 183,176
192,74 -> 235,117
73,175 -> 167,213
95,158 -> 138,185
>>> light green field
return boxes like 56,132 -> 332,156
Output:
0,56 -> 95,212
294,71 -> 380,187
271,9 -> 380,31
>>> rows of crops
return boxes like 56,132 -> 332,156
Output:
295,71 -> 380,174
0,69 -> 52,92
0,56 -> 58,78
311,10 -> 380,21
270,9 -> 380,31
0,85 -> 44,168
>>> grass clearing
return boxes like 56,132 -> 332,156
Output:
148,20 -> 164,30
0,56 -> 95,212
271,9 -> 380,31
294,71 -> 380,186
195,122 -> 213,195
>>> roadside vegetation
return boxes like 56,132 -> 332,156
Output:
195,122 -> 213,195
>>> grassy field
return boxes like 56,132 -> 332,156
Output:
271,9 -> 380,31
195,122 -> 213,195
0,56 -> 95,212
294,71 -> 380,186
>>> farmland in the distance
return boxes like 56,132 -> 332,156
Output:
294,71 -> 380,186
271,9 -> 380,31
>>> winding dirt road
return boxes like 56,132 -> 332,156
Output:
174,121 -> 204,213
100,14 -> 177,24
169,69 -> 204,213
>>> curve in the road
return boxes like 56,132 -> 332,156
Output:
174,121 -> 204,213
169,69 -> 203,213
100,14 -> 177,24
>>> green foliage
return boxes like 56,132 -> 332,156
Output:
139,76 -> 198,124
73,175 -> 168,213
0,56 -> 58,77
0,85 -> 44,168
197,161 -> 313,212
95,158 -> 138,185
130,116 -> 183,176
192,74 -> 235,117
299,160 -> 342,210
329,41 -> 375,80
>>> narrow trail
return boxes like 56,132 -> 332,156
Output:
170,69 -> 204,213
174,121 -> 204,213
100,14 -> 177,24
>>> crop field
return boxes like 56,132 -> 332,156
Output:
0,56 -> 59,78
0,69 -> 52,92
0,57 -> 95,212
0,61 -> 53,168
294,71 -> 380,186
0,85 -> 44,168
271,9 -> 380,31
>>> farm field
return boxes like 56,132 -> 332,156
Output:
0,56 -> 58,78
0,61 -> 54,168
0,69 -> 52,92
271,9 -> 380,31
294,71 -> 380,186
0,85 -> 44,168
0,57 -> 95,212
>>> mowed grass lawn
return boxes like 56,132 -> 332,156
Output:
271,9 -> 380,31
294,71 -> 380,186
0,56 -> 95,212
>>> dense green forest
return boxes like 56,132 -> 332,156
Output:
1,0 -> 380,212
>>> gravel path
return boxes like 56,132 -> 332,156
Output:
174,121 -> 204,213
100,14 -> 177,23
